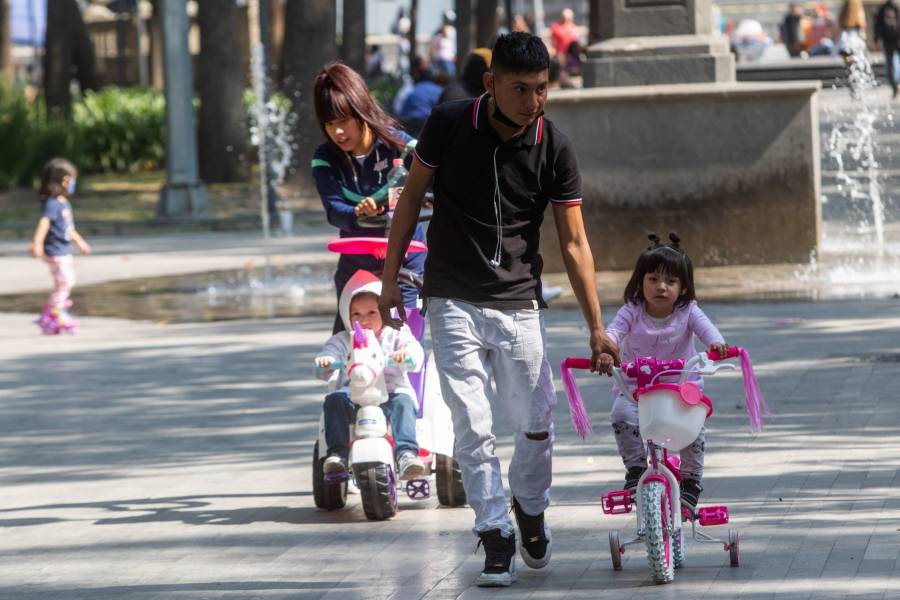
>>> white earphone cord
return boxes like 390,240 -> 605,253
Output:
490,146 -> 502,268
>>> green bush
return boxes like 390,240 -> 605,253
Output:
74,87 -> 166,173
368,77 -> 401,113
0,82 -> 166,191
0,78 -> 36,190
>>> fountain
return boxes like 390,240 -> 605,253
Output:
539,0 -> 821,271
795,35 -> 900,299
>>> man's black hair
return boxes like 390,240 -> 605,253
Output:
491,32 -> 550,76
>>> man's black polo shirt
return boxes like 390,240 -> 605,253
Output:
414,93 -> 583,309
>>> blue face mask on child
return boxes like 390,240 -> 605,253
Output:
67,179 -> 77,195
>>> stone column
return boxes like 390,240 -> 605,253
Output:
584,0 -> 735,87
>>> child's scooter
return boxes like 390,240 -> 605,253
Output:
312,236 -> 464,520
560,347 -> 770,584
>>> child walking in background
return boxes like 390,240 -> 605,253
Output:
599,233 -> 728,513
314,269 -> 426,481
30,158 -> 91,334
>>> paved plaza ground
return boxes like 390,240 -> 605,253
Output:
2,237 -> 900,599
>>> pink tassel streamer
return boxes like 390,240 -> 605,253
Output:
737,348 -> 771,432
561,358 -> 594,439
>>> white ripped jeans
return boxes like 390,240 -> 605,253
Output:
428,297 -> 557,537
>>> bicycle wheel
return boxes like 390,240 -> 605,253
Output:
609,530 -> 623,571
673,523 -> 685,568
729,528 -> 740,567
642,481 -> 675,584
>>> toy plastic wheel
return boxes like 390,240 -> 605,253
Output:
608,530 -> 623,570
312,441 -> 347,510
642,481 -> 675,584
728,528 -> 740,567
673,524 -> 686,568
435,453 -> 467,507
354,462 -> 398,520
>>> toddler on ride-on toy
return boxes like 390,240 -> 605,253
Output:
600,233 -> 727,514
315,269 -> 426,482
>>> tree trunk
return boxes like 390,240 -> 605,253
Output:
44,0 -> 97,115
0,0 -> 11,77
456,0 -> 472,63
588,0 -> 601,44
342,0 -> 365,74
408,0 -> 418,73
282,0 -> 336,197
197,0 -> 250,183
149,0 -> 165,89
476,0 -> 498,48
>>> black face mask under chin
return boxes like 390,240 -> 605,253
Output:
490,90 -> 545,131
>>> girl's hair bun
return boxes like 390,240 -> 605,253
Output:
668,232 -> 681,249
647,233 -> 662,248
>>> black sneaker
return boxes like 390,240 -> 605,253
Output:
511,497 -> 552,569
475,529 -> 517,587
623,466 -> 646,494
681,479 -> 704,513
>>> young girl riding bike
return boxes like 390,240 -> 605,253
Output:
598,233 -> 728,513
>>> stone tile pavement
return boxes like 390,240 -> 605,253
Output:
1,298 -> 900,599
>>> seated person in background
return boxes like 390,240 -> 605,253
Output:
399,58 -> 447,136
439,48 -> 492,104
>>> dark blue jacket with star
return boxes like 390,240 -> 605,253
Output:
311,131 -> 426,307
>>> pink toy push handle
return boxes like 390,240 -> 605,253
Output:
560,357 -> 594,439
708,346 -> 771,432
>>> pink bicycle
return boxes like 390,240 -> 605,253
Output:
560,347 -> 769,584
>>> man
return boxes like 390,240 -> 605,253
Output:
550,8 -> 580,59
379,33 -> 619,587
781,3 -> 806,58
875,0 -> 900,98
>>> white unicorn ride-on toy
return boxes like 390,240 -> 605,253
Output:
312,238 -> 464,520
560,347 -> 770,583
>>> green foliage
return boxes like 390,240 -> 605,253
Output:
367,77 -> 401,113
74,87 -> 166,173
0,78 -> 35,191
0,82 -> 166,192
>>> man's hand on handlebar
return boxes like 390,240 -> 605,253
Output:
378,281 -> 406,330
354,197 -> 383,217
590,330 -> 620,376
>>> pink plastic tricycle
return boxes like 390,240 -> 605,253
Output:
560,347 -> 769,584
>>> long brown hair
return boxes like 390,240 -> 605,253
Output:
313,63 -> 406,157
838,0 -> 866,29
38,157 -> 78,203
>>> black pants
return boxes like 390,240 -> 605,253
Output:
886,43 -> 899,94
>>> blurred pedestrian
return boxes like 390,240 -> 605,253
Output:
781,3 -> 807,57
391,7 -> 411,78
808,3 -> 838,56
874,0 -> 900,97
365,44 -> 386,79
838,0 -> 867,56
439,48 -> 491,104
512,14 -> 531,33
430,10 -> 458,76
550,8 -> 580,59
399,58 -> 445,136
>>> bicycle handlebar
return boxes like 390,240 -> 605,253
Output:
708,346 -> 740,361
